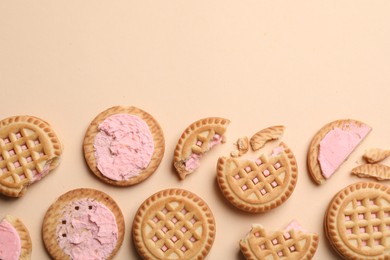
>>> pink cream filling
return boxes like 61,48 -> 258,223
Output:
318,123 -> 371,179
0,219 -> 21,260
184,134 -> 223,172
57,199 -> 118,260
94,114 -> 154,181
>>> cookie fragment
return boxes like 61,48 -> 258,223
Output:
231,137 -> 249,158
363,148 -> 390,163
352,163 -> 390,181
132,188 -> 215,259
249,125 -> 285,151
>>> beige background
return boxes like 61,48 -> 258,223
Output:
1,1 -> 390,259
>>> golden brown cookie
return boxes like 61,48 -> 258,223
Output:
307,119 -> 371,185
217,142 -> 297,213
83,106 -> 165,186
240,221 -> 319,260
42,188 -> 125,260
173,117 -> 230,180
0,215 -> 32,260
363,148 -> 390,164
352,163 -> 390,181
325,182 -> 390,259
132,188 -> 216,259
249,125 -> 285,151
231,137 -> 249,158
0,115 -> 62,197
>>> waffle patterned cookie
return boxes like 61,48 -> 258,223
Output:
240,223 -> 319,260
173,117 -> 230,180
249,125 -> 285,151
325,182 -> 390,259
42,188 -> 125,260
307,119 -> 371,185
132,189 -> 215,259
217,142 -> 297,213
352,164 -> 390,181
83,106 -> 165,186
363,148 -> 390,164
0,215 -> 32,260
0,116 -> 62,197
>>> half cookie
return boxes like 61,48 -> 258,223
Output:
325,182 -> 390,259
132,189 -> 216,259
217,142 -> 297,213
0,215 -> 32,260
240,220 -> 319,260
307,119 -> 371,185
173,117 -> 230,180
83,106 -> 165,186
42,188 -> 125,260
0,115 -> 62,197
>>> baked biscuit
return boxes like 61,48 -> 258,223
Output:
217,142 -> 297,213
240,221 -> 319,260
132,188 -> 215,259
173,117 -> 230,180
249,125 -> 285,151
363,148 -> 390,164
352,163 -> 390,181
307,119 -> 371,184
42,188 -> 125,260
0,115 -> 62,197
83,106 -> 165,186
325,182 -> 390,259
0,215 -> 32,260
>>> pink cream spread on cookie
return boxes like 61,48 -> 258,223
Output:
184,134 -> 223,172
0,219 -> 21,260
57,199 -> 118,260
284,220 -> 307,233
318,123 -> 371,179
94,114 -> 154,181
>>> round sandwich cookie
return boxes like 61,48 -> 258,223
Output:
307,119 -> 371,185
240,220 -> 319,260
325,182 -> 390,259
0,115 -> 62,197
42,188 -> 125,260
0,215 -> 32,260
132,188 -> 216,259
217,142 -> 298,213
173,117 -> 230,180
83,106 -> 165,186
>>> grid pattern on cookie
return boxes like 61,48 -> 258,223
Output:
231,154 -> 286,201
343,197 -> 390,249
252,229 -> 308,259
0,128 -> 48,187
191,130 -> 220,155
145,200 -> 202,258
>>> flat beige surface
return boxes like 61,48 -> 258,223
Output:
1,1 -> 389,259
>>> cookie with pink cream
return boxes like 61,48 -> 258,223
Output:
83,106 -> 165,186
0,215 -> 32,260
307,119 -> 371,185
42,188 -> 125,260
173,117 -> 230,180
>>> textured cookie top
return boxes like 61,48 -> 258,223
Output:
42,188 -> 125,260
240,224 -> 319,260
83,106 -> 165,186
132,189 -> 215,260
173,117 -> 230,180
217,142 -> 297,213
325,182 -> 390,259
0,116 -> 62,197
307,119 -> 371,185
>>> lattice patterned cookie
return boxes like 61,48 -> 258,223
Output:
132,189 -> 215,259
173,117 -> 230,180
83,106 -> 165,186
240,222 -> 319,260
325,182 -> 390,259
307,119 -> 371,185
0,116 -> 62,197
217,142 -> 297,213
249,125 -> 285,151
0,215 -> 32,260
42,188 -> 125,260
